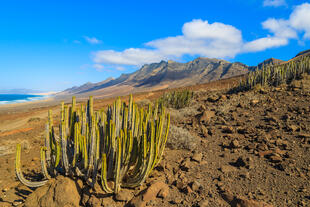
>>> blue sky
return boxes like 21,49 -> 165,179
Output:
0,0 -> 309,91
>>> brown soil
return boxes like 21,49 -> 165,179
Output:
0,75 -> 310,206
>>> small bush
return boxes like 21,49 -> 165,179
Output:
167,125 -> 199,150
159,90 -> 194,109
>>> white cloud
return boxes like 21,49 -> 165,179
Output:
93,48 -> 166,65
182,20 -> 242,44
289,3 -> 310,39
243,36 -> 288,52
92,3 -> 310,67
84,36 -> 102,44
93,19 -> 243,66
263,0 -> 287,7
262,18 -> 297,39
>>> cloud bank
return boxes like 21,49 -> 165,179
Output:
93,3 -> 310,66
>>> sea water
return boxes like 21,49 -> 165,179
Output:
0,94 -> 45,104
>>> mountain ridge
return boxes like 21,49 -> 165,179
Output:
59,51 -> 309,97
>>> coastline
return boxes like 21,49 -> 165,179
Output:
0,92 -> 58,106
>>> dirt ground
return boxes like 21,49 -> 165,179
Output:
0,76 -> 309,207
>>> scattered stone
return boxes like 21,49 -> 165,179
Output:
266,116 -> 278,123
230,140 -> 240,148
221,190 -> 273,207
87,195 -> 101,207
199,110 -> 215,123
201,125 -> 209,137
175,179 -> 187,191
180,158 -> 191,171
298,133 -> 310,138
115,189 -> 134,202
220,95 -> 227,101
220,165 -> 236,173
207,95 -> 219,103
251,99 -> 259,105
143,181 -> 169,202
269,155 -> 282,163
12,200 -> 23,206
198,200 -> 209,207
222,126 -> 234,134
157,185 -> 169,198
258,150 -> 273,158
191,152 -> 203,163
190,180 -> 201,192
288,124 -> 299,132
129,181 -> 169,207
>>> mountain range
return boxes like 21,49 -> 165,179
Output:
58,50 -> 309,97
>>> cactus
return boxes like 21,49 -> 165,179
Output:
159,89 -> 194,109
15,95 -> 170,194
235,56 -> 310,92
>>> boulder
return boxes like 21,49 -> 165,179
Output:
24,176 -> 80,207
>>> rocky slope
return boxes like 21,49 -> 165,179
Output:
1,75 -> 310,206
60,57 -> 251,96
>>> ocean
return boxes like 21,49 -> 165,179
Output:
0,94 -> 45,104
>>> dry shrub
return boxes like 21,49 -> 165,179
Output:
168,106 -> 199,123
167,125 -> 199,150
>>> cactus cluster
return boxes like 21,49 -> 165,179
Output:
15,95 -> 170,194
236,56 -> 310,91
158,90 -> 194,109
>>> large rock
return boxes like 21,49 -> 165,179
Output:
129,181 -> 169,207
24,176 -> 80,207
221,190 -> 273,207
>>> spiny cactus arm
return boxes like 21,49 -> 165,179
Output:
115,97 -> 121,137
72,123 -> 79,167
82,135 -> 88,169
114,135 -> 122,194
107,121 -> 116,179
101,153 -> 113,193
40,147 -> 51,179
155,113 -> 170,166
96,125 -> 100,164
124,130 -> 133,165
88,96 -> 94,122
87,116 -> 96,177
123,121 -> 155,187
61,101 -> 65,121
15,144 -> 48,188
90,125 -> 101,186
123,122 -> 151,185
55,141 -> 61,168
44,122 -> 51,166
128,94 -> 133,130
60,121 -> 69,174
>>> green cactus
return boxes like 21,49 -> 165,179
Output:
236,56 -> 310,91
159,89 -> 194,109
15,95 -> 170,194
